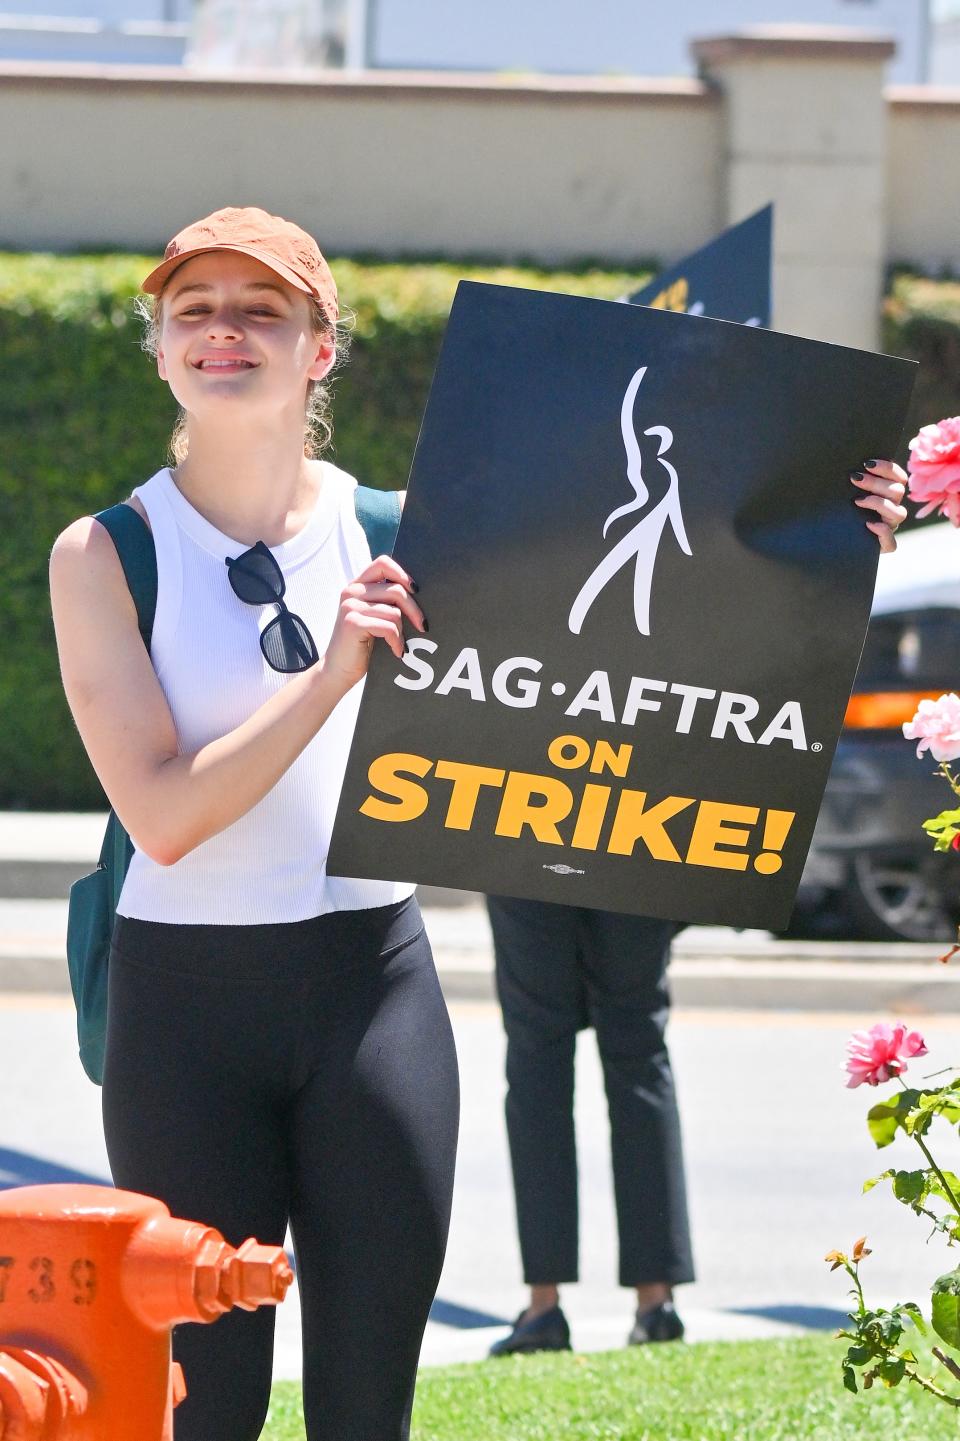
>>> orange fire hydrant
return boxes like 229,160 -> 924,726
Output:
0,1183 -> 293,1441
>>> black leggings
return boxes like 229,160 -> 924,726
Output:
103,896 -> 459,1441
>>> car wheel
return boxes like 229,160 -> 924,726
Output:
845,851 -> 959,942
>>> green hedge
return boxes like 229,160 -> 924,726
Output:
883,272 -> 960,444
0,254 -> 649,809
4,256 -> 960,809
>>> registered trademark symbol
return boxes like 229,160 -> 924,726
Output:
811,742 -> 823,752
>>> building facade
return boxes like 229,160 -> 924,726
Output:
3,0 -> 959,80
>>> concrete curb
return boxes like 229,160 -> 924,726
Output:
431,956 -> 960,1012
6,937 -> 960,1012
4,815 -> 959,1011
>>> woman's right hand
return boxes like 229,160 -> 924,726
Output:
323,554 -> 426,693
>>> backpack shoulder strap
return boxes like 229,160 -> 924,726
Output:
353,485 -> 402,559
89,503 -> 151,911
102,807 -> 134,907
94,502 -> 158,649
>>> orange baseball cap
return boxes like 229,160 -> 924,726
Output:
141,206 -> 338,325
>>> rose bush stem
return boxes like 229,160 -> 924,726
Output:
908,1368 -> 960,1406
849,1261 -> 866,1313
939,762 -> 960,800
913,1132 -> 960,1217
892,1074 -> 960,1215
933,1348 -> 960,1385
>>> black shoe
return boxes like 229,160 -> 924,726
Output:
488,1305 -> 572,1357
627,1299 -> 684,1346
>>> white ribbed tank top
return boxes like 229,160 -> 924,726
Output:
116,465 -> 414,924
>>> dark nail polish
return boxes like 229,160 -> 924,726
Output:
421,617 -> 429,633
849,470 -> 865,481
410,580 -> 420,593
862,460 -> 879,470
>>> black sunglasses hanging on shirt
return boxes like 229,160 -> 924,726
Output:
225,541 -> 320,673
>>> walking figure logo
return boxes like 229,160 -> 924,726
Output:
568,367 -> 692,637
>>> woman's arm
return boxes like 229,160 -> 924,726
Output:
50,514 -> 423,866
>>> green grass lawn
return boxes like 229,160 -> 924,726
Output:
261,1334 -> 960,1440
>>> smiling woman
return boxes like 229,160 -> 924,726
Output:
135,230 -> 346,467
47,207 -> 458,1441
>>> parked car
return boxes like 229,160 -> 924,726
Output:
783,522 -> 960,942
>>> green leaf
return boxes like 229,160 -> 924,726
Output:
930,1172 -> 960,1206
845,1344 -> 873,1366
923,808 -> 960,850
842,1366 -> 858,1394
911,1091 -> 960,1126
892,1170 -> 929,1204
866,1090 -> 925,1147
863,1171 -> 892,1194
878,1356 -> 907,1387
923,808 -> 960,833
933,1267 -> 960,1295
932,1276 -> 960,1349
875,1313 -> 904,1346
868,1102 -> 903,1149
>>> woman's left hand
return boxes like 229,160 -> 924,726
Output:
851,459 -> 909,553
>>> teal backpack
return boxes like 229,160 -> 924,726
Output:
66,486 -> 402,1084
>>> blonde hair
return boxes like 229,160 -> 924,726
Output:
135,285 -> 350,466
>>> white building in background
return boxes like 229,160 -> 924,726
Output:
366,0 -> 957,85
0,0 -> 190,62
188,0 -> 349,68
1,0 -> 959,79
933,8 -> 960,81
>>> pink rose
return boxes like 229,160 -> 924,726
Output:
844,1022 -> 928,1088
903,693 -> 960,761
906,416 -> 960,525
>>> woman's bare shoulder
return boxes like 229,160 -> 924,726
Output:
50,513 -> 114,572
50,495 -> 149,575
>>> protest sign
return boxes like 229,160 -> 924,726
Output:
625,204 -> 772,326
328,281 -> 915,929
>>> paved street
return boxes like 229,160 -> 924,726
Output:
3,992 -> 958,1375
4,812 -> 960,1374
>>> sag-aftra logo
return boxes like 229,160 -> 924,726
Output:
568,365 -> 691,638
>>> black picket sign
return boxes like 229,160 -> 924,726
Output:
626,204 -> 773,327
328,281 -> 915,929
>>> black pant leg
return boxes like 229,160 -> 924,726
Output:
289,917 -> 459,1441
487,896 -> 586,1284
580,912 -> 695,1287
103,929 -> 291,1441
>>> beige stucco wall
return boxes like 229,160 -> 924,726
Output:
0,66 -> 722,263
2,42 -> 959,354
693,32 -> 894,350
887,88 -> 960,272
